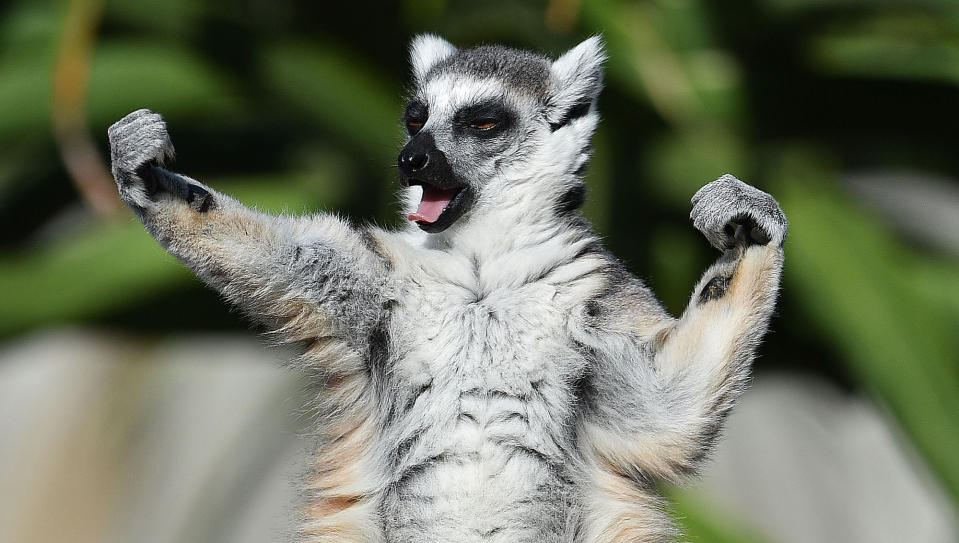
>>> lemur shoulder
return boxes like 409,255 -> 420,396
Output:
109,35 -> 787,543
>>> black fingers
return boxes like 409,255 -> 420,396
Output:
690,174 -> 787,251
141,166 -> 216,213
728,215 -> 771,248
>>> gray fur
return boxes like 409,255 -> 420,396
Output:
108,36 -> 786,543
429,44 -> 553,98
691,173 -> 788,250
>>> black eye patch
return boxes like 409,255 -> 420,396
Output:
403,100 -> 428,135
453,100 -> 513,138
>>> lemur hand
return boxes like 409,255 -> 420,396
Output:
690,174 -> 787,251
108,109 -> 212,213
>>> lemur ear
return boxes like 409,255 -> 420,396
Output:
547,36 -> 606,129
410,34 -> 457,83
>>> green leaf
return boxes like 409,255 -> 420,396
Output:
760,0 -> 959,17
807,12 -> 959,84
104,0 -> 207,37
645,128 -> 749,208
667,486 -> 775,543
0,1 -> 61,59
260,42 -> 402,163
811,34 -> 959,84
775,154 -> 959,507
87,41 -> 243,127
649,226 -> 704,316
0,54 -> 55,141
581,0 -> 745,127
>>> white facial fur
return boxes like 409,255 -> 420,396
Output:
400,38 -> 605,240
409,34 -> 458,84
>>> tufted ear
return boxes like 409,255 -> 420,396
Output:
409,34 -> 457,83
547,36 -> 606,129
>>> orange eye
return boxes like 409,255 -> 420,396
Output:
473,120 -> 497,130
406,120 -> 424,135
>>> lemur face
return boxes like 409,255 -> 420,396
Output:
398,36 -> 606,233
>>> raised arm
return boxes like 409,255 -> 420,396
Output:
109,110 -> 397,527
581,174 -> 787,483
108,110 -> 392,359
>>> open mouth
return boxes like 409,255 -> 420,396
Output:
404,180 -> 472,233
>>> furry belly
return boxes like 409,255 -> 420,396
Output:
380,440 -> 578,542
379,291 -> 588,541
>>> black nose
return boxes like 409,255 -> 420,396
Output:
399,132 -> 446,181
400,149 -> 429,172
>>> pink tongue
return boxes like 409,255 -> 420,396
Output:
408,186 -> 456,223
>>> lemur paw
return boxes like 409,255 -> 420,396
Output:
108,109 -> 175,209
690,174 -> 787,251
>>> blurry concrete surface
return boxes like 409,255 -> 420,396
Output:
846,171 -> 959,257
696,375 -> 958,543
0,329 -> 955,542
0,329 -> 308,543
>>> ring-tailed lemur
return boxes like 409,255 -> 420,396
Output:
108,35 -> 786,543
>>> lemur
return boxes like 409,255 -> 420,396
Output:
108,36 -> 786,543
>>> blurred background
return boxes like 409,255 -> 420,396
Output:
1,0 -> 957,541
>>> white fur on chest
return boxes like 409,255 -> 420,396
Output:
375,236 -> 602,541
387,241 -> 596,403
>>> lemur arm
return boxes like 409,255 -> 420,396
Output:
108,110 -> 391,357
582,175 -> 786,482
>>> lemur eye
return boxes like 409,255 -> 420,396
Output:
453,101 -> 510,137
406,120 -> 424,135
404,100 -> 428,136
471,119 -> 498,131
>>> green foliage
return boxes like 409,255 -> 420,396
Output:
667,486 -> 774,543
261,42 -> 402,162
87,41 -> 244,123
809,12 -> 959,84
777,154 -> 959,503
0,49 -> 56,142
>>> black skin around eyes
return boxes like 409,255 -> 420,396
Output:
453,101 -> 513,138
402,100 -> 515,138
404,100 -> 428,135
